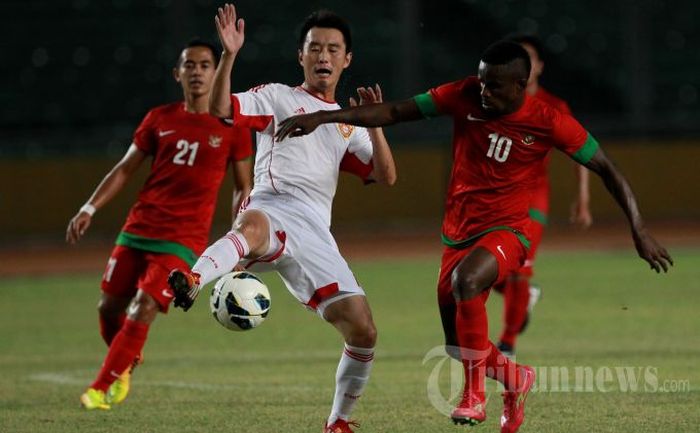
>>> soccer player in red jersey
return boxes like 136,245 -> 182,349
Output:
276,40 -> 672,432
65,39 -> 254,410
494,35 -> 593,357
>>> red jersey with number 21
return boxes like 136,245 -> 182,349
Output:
416,76 -> 598,244
122,102 -> 253,254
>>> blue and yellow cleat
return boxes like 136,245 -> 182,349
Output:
80,388 -> 111,410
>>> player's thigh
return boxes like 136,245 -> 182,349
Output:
469,230 -> 527,289
138,252 -> 191,314
274,226 -> 363,313
101,245 -> 145,301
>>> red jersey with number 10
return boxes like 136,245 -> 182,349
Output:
121,102 -> 253,255
415,77 -> 598,244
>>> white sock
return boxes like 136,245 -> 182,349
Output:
327,343 -> 375,425
192,230 -> 250,287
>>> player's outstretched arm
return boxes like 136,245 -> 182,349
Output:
210,3 -> 245,118
570,164 -> 593,228
350,84 -> 396,186
275,98 -> 423,141
584,148 -> 673,272
65,145 -> 147,244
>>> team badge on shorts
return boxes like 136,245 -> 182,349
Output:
209,135 -> 222,148
337,123 -> 354,139
522,134 -> 536,145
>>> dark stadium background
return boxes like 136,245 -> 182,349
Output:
1,0 -> 699,252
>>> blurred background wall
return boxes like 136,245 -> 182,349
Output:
2,0 -> 698,245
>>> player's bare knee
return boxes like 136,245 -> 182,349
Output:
97,296 -> 127,318
127,292 -> 159,323
451,270 -> 482,300
348,321 -> 377,348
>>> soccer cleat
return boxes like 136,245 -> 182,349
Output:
497,341 -> 515,359
80,388 -> 111,410
167,269 -> 201,311
106,369 -> 130,405
323,419 -> 360,433
106,354 -> 142,405
500,366 -> 536,433
451,390 -> 486,426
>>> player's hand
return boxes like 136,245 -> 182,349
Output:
66,211 -> 92,244
275,113 -> 322,141
570,198 -> 593,229
349,84 -> 383,106
215,3 -> 245,55
632,228 -> 673,273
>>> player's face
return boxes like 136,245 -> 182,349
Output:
298,27 -> 352,94
173,46 -> 216,98
477,60 -> 527,115
521,43 -> 543,86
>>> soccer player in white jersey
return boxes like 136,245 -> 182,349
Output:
167,4 -> 396,433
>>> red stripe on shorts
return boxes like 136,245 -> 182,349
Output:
306,282 -> 340,310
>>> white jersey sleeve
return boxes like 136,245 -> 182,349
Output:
230,83 -> 281,133
340,125 -> 374,181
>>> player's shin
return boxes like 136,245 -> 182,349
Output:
327,343 -> 375,425
192,230 -> 250,286
455,295 -> 490,400
90,319 -> 149,392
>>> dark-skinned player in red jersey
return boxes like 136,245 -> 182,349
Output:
66,39 -> 254,410
275,40 -> 672,433
493,34 -> 593,358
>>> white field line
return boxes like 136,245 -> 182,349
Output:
28,370 -> 313,392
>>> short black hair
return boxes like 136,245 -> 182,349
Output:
176,38 -> 220,67
481,40 -> 531,79
504,33 -> 545,60
298,10 -> 352,52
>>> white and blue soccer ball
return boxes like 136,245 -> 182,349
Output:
210,271 -> 271,331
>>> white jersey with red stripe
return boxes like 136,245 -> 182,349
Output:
229,83 -> 374,227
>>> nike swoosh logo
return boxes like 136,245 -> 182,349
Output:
496,245 -> 507,260
467,114 -> 486,122
162,289 -> 174,298
109,370 -> 121,378
159,130 -> 176,137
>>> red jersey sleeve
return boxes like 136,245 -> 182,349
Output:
551,111 -> 600,164
429,81 -> 462,115
132,109 -> 158,154
227,127 -> 254,161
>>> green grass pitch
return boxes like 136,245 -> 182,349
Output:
1,249 -> 698,432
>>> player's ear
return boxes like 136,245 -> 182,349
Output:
343,51 -> 352,69
298,49 -> 304,67
172,67 -> 181,83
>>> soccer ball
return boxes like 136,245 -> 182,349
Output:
210,271 -> 271,331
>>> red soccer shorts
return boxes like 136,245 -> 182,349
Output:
437,230 -> 527,306
101,245 -> 190,312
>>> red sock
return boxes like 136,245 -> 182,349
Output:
485,341 -> 523,391
90,319 -> 149,392
99,312 -> 126,346
455,292 -> 490,399
499,276 -> 530,347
